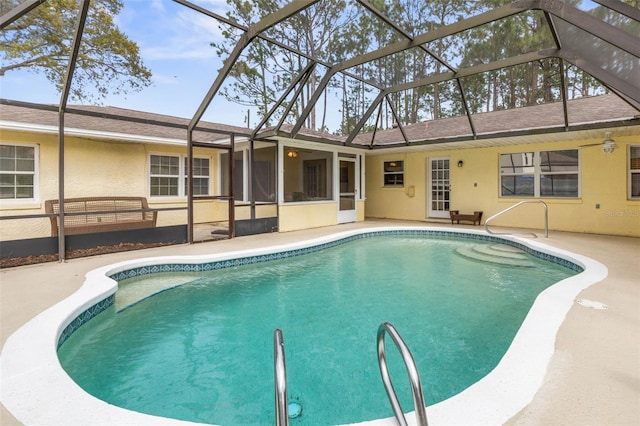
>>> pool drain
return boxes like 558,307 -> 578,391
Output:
288,400 -> 302,418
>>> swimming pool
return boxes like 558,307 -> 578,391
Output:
1,227 -> 608,425
58,233 -> 577,425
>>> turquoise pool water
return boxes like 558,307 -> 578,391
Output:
58,235 -> 576,425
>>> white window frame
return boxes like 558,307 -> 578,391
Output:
500,149 -> 580,198
538,149 -> 580,198
383,160 -> 404,187
630,145 -> 640,199
149,154 -> 210,198
149,154 -> 180,197
0,143 -> 39,202
500,151 -> 535,197
184,157 -> 211,197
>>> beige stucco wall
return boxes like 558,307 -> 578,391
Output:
365,134 -> 640,237
0,129 -> 364,241
234,203 -> 278,221
278,202 -> 338,232
357,199 -> 366,222
6,126 -> 635,240
0,130 -> 223,240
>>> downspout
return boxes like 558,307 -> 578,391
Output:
57,0 -> 91,261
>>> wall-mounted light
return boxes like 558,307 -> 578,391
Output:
287,150 -> 298,158
457,160 -> 464,167
601,132 -> 616,154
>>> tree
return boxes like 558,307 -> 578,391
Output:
212,0 -> 353,131
210,0 -> 629,134
0,0 -> 151,102
340,0 -> 472,128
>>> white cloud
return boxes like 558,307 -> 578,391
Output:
135,3 -> 232,61
151,73 -> 181,85
149,0 -> 165,13
194,0 -> 231,13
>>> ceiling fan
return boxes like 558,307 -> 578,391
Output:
579,131 -> 617,153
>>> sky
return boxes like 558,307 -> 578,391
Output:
0,0 -> 260,128
1,0 -> 622,132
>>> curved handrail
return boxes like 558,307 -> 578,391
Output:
377,322 -> 428,426
484,200 -> 548,238
274,328 -> 289,426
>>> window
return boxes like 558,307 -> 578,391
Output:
500,150 -> 579,198
185,157 -> 210,196
539,150 -> 579,197
150,154 -> 210,197
500,152 -> 534,196
383,160 -> 404,186
303,159 -> 327,198
0,144 -> 37,200
150,155 -> 179,196
630,145 -> 640,199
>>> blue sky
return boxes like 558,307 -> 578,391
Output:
1,0 -> 258,128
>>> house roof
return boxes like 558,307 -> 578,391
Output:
0,100 -> 250,145
1,95 -> 638,151
350,94 -> 640,149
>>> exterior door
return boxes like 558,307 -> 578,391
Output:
428,157 -> 450,219
338,158 -> 357,223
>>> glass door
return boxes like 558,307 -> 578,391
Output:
338,158 -> 357,223
428,157 -> 450,218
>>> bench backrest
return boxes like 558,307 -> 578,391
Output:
45,197 -> 156,232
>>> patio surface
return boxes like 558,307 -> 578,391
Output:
1,220 -> 639,425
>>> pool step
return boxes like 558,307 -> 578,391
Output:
474,244 -> 530,259
455,244 -> 535,267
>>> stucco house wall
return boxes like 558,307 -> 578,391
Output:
365,134 -> 640,237
0,111 -> 367,241
0,129 -> 221,240
2,96 -> 639,241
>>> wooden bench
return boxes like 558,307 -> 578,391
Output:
449,210 -> 483,226
45,197 -> 157,236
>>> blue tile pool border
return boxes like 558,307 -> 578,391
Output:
57,230 -> 583,349
109,230 -> 583,283
57,294 -> 114,350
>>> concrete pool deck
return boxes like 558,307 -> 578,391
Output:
1,220 -> 639,425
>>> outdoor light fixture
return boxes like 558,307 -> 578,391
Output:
579,131 -> 618,153
457,160 -> 464,167
601,132 -> 616,154
287,150 -> 298,158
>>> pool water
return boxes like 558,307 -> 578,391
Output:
58,235 -> 576,425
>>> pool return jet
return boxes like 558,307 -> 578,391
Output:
273,323 -> 428,426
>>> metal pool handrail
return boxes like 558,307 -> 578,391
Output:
377,322 -> 428,426
274,328 -> 289,426
484,200 -> 548,238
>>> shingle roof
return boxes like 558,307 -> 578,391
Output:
351,95 -> 639,147
1,95 -> 638,149
0,101 -> 250,143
